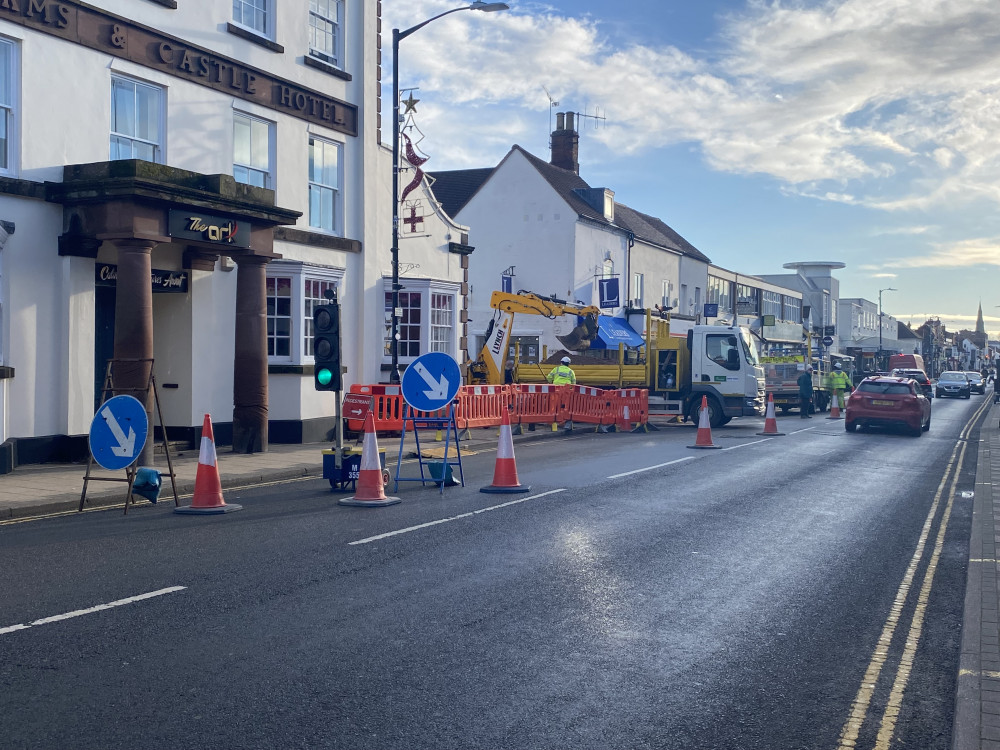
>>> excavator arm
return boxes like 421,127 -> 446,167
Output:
469,291 -> 602,384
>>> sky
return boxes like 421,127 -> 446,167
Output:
383,0 -> 1000,337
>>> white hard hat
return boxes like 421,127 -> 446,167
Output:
561,356 -> 571,364
834,362 -> 842,369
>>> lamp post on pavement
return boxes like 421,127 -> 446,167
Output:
389,1 -> 509,384
878,287 -> 897,370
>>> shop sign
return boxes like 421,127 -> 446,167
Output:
95,264 -> 188,293
169,210 -> 251,248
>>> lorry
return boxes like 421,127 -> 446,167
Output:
760,341 -> 830,414
469,290 -> 766,427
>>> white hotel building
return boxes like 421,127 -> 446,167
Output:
0,0 -> 470,471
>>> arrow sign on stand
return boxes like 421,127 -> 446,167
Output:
88,395 -> 149,471
101,404 -> 136,457
401,352 -> 462,412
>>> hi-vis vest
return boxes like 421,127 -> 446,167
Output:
829,370 -> 851,390
547,365 -> 576,385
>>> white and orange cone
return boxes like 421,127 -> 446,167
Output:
175,414 -> 242,514
827,392 -> 843,419
481,409 -> 531,494
339,412 -> 400,507
757,393 -> 786,436
687,395 -> 722,449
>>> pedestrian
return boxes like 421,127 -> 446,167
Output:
504,359 -> 515,384
547,356 -> 577,385
797,365 -> 814,418
994,374 -> 1000,405
829,362 -> 853,410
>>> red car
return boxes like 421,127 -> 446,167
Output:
845,376 -> 931,436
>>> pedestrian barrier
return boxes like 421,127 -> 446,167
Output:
345,383 -> 649,435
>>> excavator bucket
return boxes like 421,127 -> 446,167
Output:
557,315 -> 599,351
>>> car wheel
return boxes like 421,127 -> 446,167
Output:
911,424 -> 923,437
936,391 -> 942,398
845,421 -> 857,433
923,414 -> 931,432
965,392 -> 971,399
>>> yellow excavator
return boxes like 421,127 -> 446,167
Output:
468,291 -> 601,384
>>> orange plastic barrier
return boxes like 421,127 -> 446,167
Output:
558,385 -> 613,427
346,384 -> 404,432
609,388 -> 649,431
510,384 -> 565,426
456,385 -> 512,429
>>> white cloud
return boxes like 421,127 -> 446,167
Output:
387,0 -> 1000,212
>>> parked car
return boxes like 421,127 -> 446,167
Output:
936,371 -> 971,399
889,368 -> 933,399
845,376 -> 931,435
965,371 -> 986,394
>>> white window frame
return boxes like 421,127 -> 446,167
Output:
110,74 -> 164,164
233,110 -> 275,189
308,135 -> 343,236
233,0 -> 272,39
631,272 -> 644,307
308,0 -> 343,68
0,37 -> 17,177
266,261 -> 345,364
382,279 -> 461,364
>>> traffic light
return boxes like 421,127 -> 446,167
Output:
313,301 -> 341,391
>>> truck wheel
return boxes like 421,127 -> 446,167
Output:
778,406 -> 789,415
689,398 -> 724,429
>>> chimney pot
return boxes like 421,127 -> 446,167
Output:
555,112 -> 565,130
550,111 -> 580,174
566,112 -> 576,132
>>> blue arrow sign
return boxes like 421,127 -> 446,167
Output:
401,352 -> 461,412
89,395 -> 149,471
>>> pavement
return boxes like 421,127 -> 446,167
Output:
1,410 -> 997,750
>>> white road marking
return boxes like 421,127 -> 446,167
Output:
607,456 -> 694,479
0,586 -> 186,636
721,438 -> 772,451
789,426 -> 819,434
349,489 -> 568,545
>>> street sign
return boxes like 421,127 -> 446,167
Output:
343,393 -> 372,421
401,352 -> 461,412
703,303 -> 718,318
822,335 -> 834,346
88,395 -> 149,471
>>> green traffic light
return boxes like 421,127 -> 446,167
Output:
316,368 -> 333,387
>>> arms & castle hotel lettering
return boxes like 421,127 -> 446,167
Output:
1,0 -> 357,135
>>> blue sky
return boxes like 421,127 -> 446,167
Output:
384,1 -> 1000,336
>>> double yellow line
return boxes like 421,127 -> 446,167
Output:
837,395 -> 992,749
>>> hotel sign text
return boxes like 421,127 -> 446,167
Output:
1,0 -> 357,136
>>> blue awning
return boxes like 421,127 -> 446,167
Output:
590,315 -> 644,349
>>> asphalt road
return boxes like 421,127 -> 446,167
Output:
0,393 -> 989,749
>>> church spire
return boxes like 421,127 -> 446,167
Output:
977,302 -> 986,335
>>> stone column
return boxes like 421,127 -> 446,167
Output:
111,239 -> 156,467
232,255 -> 270,453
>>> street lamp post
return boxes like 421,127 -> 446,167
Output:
878,287 -> 897,370
389,1 -> 509,384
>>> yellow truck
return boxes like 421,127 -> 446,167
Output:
469,291 -> 766,427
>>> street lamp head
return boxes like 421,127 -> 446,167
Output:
469,1 -> 510,10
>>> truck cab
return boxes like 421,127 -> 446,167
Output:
653,325 -> 766,426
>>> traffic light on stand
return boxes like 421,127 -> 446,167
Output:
313,302 -> 341,391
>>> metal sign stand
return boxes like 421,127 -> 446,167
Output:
78,358 -> 180,515
394,403 -> 465,495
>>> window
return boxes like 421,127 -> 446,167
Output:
385,291 -> 422,357
266,276 -> 292,358
233,113 -> 272,188
661,280 -> 671,308
762,290 -> 782,319
110,76 -> 163,163
707,276 -> 732,313
431,294 -> 454,355
736,284 -> 758,314
266,263 -> 345,362
309,136 -> 341,234
383,281 -> 460,362
707,333 -> 741,371
309,0 -> 342,67
631,272 -> 644,307
0,39 -> 15,174
233,112 -> 273,189
602,259 -> 614,278
783,296 -> 801,323
234,0 -> 269,36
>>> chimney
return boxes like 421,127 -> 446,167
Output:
550,111 -> 579,174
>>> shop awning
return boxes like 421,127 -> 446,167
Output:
591,315 -> 645,349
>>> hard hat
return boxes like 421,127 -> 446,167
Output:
834,362 -> 842,369
561,356 -> 571,364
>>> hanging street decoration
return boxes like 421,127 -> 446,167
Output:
402,202 -> 425,234
400,131 -> 429,205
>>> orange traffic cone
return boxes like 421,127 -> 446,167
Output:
339,412 -> 400,507
481,409 -> 531,494
175,414 -> 243,514
827,392 -> 843,419
757,393 -> 786,436
687,395 -> 722,449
